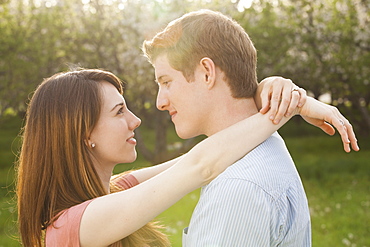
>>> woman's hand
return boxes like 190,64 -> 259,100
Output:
298,97 -> 360,152
255,76 -> 359,152
255,76 -> 307,124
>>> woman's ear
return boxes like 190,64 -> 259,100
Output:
200,57 -> 216,89
84,137 -> 94,148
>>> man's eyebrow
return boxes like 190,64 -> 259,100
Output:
110,102 -> 124,112
156,75 -> 167,84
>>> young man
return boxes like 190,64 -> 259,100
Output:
143,9 -> 358,246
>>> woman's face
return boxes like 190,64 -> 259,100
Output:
89,81 -> 141,167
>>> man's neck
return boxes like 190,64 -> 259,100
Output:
205,97 -> 258,137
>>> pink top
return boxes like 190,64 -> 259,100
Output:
45,174 -> 139,246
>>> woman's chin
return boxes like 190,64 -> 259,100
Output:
122,152 -> 138,164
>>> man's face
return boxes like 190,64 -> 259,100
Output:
154,54 -> 209,139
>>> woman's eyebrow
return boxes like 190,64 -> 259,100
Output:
110,102 -> 124,112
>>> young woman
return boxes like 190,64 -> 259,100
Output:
16,69 -> 358,247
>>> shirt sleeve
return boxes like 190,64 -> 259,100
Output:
46,200 -> 94,247
184,178 -> 275,247
110,173 -> 139,191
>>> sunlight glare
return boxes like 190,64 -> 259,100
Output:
118,3 -> 125,10
237,0 -> 253,11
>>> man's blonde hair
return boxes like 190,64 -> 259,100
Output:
143,9 -> 258,98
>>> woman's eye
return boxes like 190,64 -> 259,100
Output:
117,107 -> 124,115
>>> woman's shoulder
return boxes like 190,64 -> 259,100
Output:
45,200 -> 94,246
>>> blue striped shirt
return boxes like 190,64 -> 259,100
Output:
183,132 -> 311,246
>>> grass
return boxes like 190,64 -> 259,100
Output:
284,136 -> 369,246
0,116 -> 22,246
0,116 -> 369,246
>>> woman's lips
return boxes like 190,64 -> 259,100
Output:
126,135 -> 137,145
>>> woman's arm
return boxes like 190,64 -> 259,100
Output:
80,95 -> 359,246
115,76 -> 358,186
80,111 -> 292,247
119,76 -> 303,184
125,155 -> 183,183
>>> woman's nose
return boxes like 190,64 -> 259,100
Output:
129,111 -> 141,130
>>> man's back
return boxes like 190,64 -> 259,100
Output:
183,132 -> 311,247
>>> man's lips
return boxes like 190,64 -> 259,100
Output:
169,111 -> 177,120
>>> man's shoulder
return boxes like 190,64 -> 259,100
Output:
220,132 -> 295,176
204,132 -> 302,198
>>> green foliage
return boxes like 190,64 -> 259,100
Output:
0,0 -> 368,158
236,0 -> 370,133
0,0 -> 184,163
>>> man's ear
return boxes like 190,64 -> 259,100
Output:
200,57 -> 216,89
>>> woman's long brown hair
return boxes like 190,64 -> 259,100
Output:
16,69 -> 170,246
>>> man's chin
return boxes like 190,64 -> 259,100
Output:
175,128 -> 198,140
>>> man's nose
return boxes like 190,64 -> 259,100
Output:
156,88 -> 169,111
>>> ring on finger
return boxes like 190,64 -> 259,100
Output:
339,119 -> 345,126
291,88 -> 299,93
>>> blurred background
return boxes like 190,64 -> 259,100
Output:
0,0 -> 369,246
